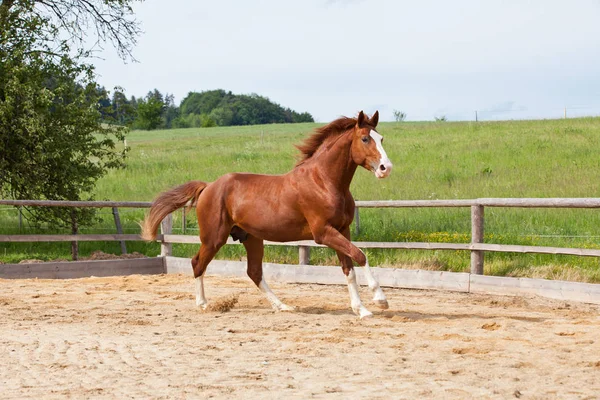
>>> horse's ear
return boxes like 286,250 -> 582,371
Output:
357,110 -> 365,127
370,110 -> 379,127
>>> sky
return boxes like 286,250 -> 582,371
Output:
91,0 -> 600,122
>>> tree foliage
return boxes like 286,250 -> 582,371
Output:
135,91 -> 165,130
177,90 -> 314,127
111,86 -> 136,126
98,88 -> 314,131
0,0 -> 140,230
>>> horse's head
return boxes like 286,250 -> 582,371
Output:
351,110 -> 393,179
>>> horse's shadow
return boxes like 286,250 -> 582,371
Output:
296,306 -> 354,316
295,306 -> 547,323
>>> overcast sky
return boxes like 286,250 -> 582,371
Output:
92,0 -> 600,122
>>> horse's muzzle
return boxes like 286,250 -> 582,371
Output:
375,160 -> 393,179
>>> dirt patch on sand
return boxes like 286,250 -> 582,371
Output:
1,273 -> 599,398
84,250 -> 148,261
17,259 -> 46,264
14,250 -> 147,265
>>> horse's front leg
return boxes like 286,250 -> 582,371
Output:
362,260 -> 389,309
336,250 -> 373,319
312,224 -> 379,318
340,228 -> 388,310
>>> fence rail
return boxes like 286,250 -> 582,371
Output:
4,198 -> 600,208
0,200 -> 151,208
1,198 -> 600,275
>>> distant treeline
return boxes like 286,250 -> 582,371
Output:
98,88 -> 314,130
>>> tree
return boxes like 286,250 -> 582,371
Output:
393,110 -> 406,122
434,115 -> 447,122
178,89 -> 314,127
291,111 -> 314,123
0,0 -> 141,244
209,106 -> 234,126
111,86 -> 136,126
200,113 -> 216,128
180,90 -> 228,116
135,93 -> 164,130
96,85 -> 113,121
162,93 -> 179,128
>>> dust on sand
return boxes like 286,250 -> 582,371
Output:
1,273 -> 599,399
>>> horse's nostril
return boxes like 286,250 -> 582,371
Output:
379,165 -> 386,171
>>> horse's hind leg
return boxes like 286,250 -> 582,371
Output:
191,247 -> 211,309
191,230 -> 229,309
243,235 -> 295,311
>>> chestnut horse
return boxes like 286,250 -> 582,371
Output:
141,110 -> 393,318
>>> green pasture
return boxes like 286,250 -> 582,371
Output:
2,117 -> 600,282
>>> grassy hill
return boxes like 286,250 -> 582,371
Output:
2,117 -> 600,281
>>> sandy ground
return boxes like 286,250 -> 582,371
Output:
1,273 -> 599,399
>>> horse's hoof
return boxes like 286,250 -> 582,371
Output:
374,299 -> 389,310
196,300 -> 208,310
279,304 -> 296,312
353,307 -> 373,319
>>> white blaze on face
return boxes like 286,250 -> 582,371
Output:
370,130 -> 393,179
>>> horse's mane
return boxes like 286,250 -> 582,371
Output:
295,116 -> 356,166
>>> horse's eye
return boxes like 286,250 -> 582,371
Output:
361,136 -> 369,143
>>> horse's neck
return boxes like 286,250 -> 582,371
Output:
310,133 -> 357,191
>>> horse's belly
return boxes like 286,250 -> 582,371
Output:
236,212 -> 312,242
259,227 -> 313,243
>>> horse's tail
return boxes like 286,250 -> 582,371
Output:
141,180 -> 208,241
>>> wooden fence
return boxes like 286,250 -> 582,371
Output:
2,198 -> 600,276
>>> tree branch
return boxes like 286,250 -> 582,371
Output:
33,0 -> 142,61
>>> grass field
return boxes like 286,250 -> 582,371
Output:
2,117 -> 600,281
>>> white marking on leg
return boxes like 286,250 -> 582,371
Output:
195,276 -> 208,310
346,269 -> 373,319
363,259 -> 389,309
258,278 -> 295,311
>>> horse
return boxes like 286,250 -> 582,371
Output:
141,110 -> 393,318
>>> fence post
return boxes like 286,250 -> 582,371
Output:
18,206 -> 23,233
70,209 -> 78,261
112,207 -> 127,255
160,213 -> 173,257
181,208 -> 186,235
470,205 -> 484,274
354,206 -> 360,236
299,246 -> 310,265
